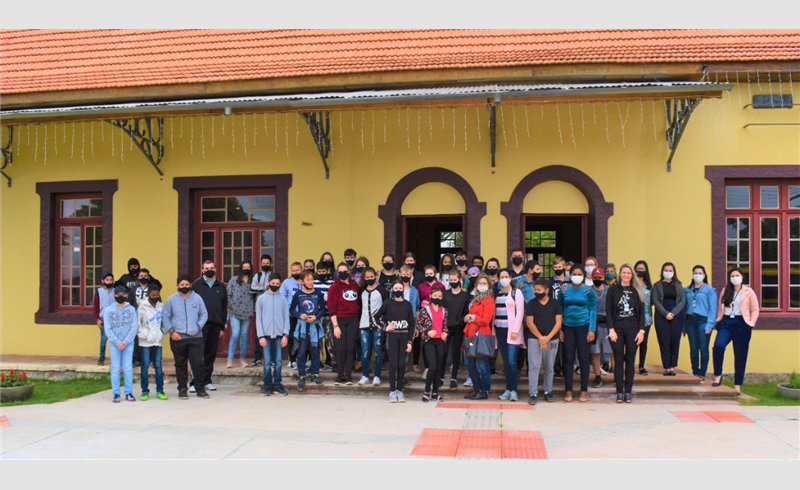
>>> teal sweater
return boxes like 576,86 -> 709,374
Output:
557,284 -> 597,331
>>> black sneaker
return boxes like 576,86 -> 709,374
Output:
251,359 -> 262,366
133,360 -> 141,368
490,369 -> 498,376
528,394 -> 538,405
544,392 -> 554,403
345,379 -> 353,386
593,376 -> 603,388
553,371 -> 564,378
312,374 -> 323,385
262,390 -> 271,396
639,367 -> 648,375
297,377 -> 306,391
273,386 -> 288,396
97,358 -> 105,366
449,379 -> 457,390
474,391 -> 488,400
196,389 -> 210,399
334,377 -> 344,386
178,389 -> 188,400
404,379 -> 411,387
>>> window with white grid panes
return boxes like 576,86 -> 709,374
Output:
56,196 -> 103,309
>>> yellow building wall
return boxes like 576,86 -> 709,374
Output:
1,80 -> 799,373
402,182 -> 465,215
523,181 -> 589,214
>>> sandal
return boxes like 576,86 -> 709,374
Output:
226,359 -> 234,368
564,391 -> 573,402
240,359 -> 248,368
422,392 -> 431,403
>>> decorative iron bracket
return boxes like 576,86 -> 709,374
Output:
107,117 -> 165,175
1,125 -> 12,187
299,111 -> 331,179
665,98 -> 701,172
488,102 -> 497,168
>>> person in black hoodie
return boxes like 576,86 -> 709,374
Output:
443,269 -> 470,390
117,257 -> 142,365
605,264 -> 646,403
191,260 -> 228,392
378,279 -> 415,403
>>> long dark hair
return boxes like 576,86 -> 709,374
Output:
634,260 -> 652,289
360,266 -> 377,289
721,267 -> 745,307
439,253 -> 455,276
691,265 -> 709,285
236,261 -> 252,285
659,262 -> 681,285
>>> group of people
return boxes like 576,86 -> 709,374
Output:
95,248 -> 759,404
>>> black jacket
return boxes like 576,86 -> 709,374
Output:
192,277 -> 228,327
605,284 -> 645,331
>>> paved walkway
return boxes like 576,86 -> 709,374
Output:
1,386 -> 798,459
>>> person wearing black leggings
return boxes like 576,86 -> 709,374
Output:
633,261 -> 653,375
417,287 -> 449,402
378,280 -> 416,403
606,264 -> 646,403
443,270 -> 469,389
652,262 -> 686,376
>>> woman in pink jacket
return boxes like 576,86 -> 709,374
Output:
711,268 -> 759,395
495,269 -> 526,402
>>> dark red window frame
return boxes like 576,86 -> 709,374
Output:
54,193 -> 103,312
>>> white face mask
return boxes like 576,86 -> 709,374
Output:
476,285 -> 489,293
571,275 -> 585,285
499,278 -> 511,288
730,276 -> 743,286
662,271 -> 674,280
585,265 -> 595,275
693,274 -> 705,284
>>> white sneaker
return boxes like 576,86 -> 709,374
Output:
205,384 -> 216,391
600,367 -> 610,375
464,377 -> 473,387
498,389 -> 512,400
396,391 -> 406,403
358,376 -> 369,386
373,376 -> 381,386
389,391 -> 398,403
189,385 -> 197,393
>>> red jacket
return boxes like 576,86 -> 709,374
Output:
327,279 -> 361,319
464,296 -> 495,338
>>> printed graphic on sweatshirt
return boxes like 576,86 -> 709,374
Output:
146,309 -> 163,328
618,288 -> 634,319
343,290 -> 358,301
299,298 -> 319,315
109,308 -> 136,330
387,320 -> 410,331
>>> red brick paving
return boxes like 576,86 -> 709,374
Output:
411,428 -> 547,459
436,402 -> 534,411
670,410 -> 754,423
0,416 -> 9,427
705,411 -> 755,423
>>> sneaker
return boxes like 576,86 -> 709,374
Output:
156,392 -> 168,400
474,392 -> 488,400
251,359 -> 262,366
189,385 -> 197,393
306,361 -> 311,369
498,389 -> 512,400
433,393 -> 445,401
491,369 -> 498,376
140,392 -> 150,401
196,389 -> 210,399
403,379 -> 411,387
593,376 -> 603,388
345,379 -> 354,386
389,391 -> 398,403
178,389 -> 188,400
464,377 -> 473,387
358,376 -> 369,386
112,394 -> 121,403
273,386 -> 288,396
396,391 -> 406,403
125,393 -> 136,402
602,362 -> 611,372
553,371 -> 564,378
600,367 -> 610,375
97,358 -> 105,366
450,379 -> 458,390
372,376 -> 381,386
334,377 -> 344,386
312,375 -> 323,386
422,392 -> 431,403
639,367 -> 649,375
298,377 -> 306,391
262,390 -> 272,396
528,394 -> 538,405
422,368 -> 429,379
510,391 -> 518,402
205,384 -> 216,391
544,392 -> 554,403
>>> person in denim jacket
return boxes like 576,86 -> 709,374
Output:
684,265 -> 718,380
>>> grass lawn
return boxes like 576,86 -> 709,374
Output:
724,380 -> 800,407
1,376 -> 111,407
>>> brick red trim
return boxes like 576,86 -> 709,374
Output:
35,180 -> 118,324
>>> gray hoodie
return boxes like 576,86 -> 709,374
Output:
103,303 -> 138,348
162,291 -> 208,338
255,291 -> 290,339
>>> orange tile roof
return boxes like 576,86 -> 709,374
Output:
1,29 -> 799,94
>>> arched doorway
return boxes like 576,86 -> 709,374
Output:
501,165 -> 614,267
378,168 -> 486,261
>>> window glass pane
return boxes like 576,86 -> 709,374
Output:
761,241 -> 778,262
227,197 -> 249,222
86,228 -> 94,246
223,249 -> 231,265
726,186 -> 750,209
789,186 -> 800,208
71,288 -> 81,305
791,217 -> 799,239
739,241 -> 749,262
792,241 -> 799,263
75,199 -> 90,217
61,288 -> 71,305
86,288 -> 95,306
223,231 -> 232,248
250,209 -> 275,222
261,230 -> 275,247
61,228 -> 71,246
250,195 -> 274,208
727,241 -> 738,261
790,287 -> 800,309
95,227 -> 102,244
261,247 -> 274,262
244,231 -> 252,248
72,268 -> 81,286
86,249 -> 94,266
202,210 -> 225,223
233,231 -> 242,248
738,218 -> 749,239
726,218 -> 737,239
201,249 -> 215,263
761,217 -> 778,239
61,268 -> 71,286
72,249 -> 81,266
761,263 -> 778,285
760,186 -> 779,209
202,231 -> 215,247
61,200 -> 75,218
761,287 -> 779,308
90,199 -> 103,216
85,267 -> 94,285
95,247 -> 102,265
202,197 -> 225,209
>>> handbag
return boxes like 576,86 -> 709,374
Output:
465,333 -> 496,359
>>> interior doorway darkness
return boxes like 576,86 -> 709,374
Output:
524,215 -> 586,278
405,215 -> 464,268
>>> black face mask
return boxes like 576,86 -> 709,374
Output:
511,257 -> 524,266
593,279 -> 604,287
138,277 -> 149,285
269,284 -> 280,292
315,274 -> 328,281
430,297 -> 442,305
468,276 -> 477,284
261,265 -> 271,273
149,296 -> 160,305
103,282 -> 114,289
553,268 -> 565,276
442,264 -> 453,272
383,262 -> 394,270
636,270 -> 647,278
405,263 -> 416,270
129,268 -> 140,277
114,296 -> 127,304
178,286 -> 192,294
365,278 -> 376,286
355,267 -> 365,274
456,259 -> 467,267
338,271 -> 350,281
345,259 -> 355,267
486,268 -> 499,276
392,290 -> 404,298
531,272 -> 541,280
449,282 -> 461,289
203,270 -> 215,278
324,260 -> 334,269
291,273 -> 301,281
425,275 -> 435,283
241,267 -> 251,276
400,276 -> 411,283
534,292 -> 547,300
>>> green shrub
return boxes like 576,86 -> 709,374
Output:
790,370 -> 800,390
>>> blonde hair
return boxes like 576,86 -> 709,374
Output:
619,263 -> 644,303
584,256 -> 598,267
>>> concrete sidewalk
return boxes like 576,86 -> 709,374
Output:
1,386 -> 797,460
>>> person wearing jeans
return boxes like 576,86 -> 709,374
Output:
227,262 -> 255,368
137,284 -> 166,400
525,278 -> 563,404
652,262 -> 686,376
494,270 -> 525,402
256,273 -> 290,396
358,268 -> 388,386
92,271 -> 115,366
463,274 -> 496,400
290,271 -> 327,390
684,265 -> 718,380
103,285 -> 138,403
557,265 -> 597,403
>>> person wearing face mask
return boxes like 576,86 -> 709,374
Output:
437,253 -> 456,289
227,261 -> 256,368
191,260 -> 228,393
712,268 -> 759,396
508,248 -> 526,278
251,254 -> 274,298
651,262 -> 686,376
378,254 -> 399,290
525,278 -> 563,404
343,248 -> 358,273
280,262 -> 304,369
684,265 -> 718,381
495,270 -> 526,402
557,264 -> 597,402
443,269 -> 470,389
357,267 -> 388,387
92,271 -> 116,366
463,274 -> 496,400
353,256 -> 370,287
404,252 -> 425,288
137,283 -> 167,401
104,285 -> 139,403
256,273 -> 290,396
484,258 -> 502,293
417,286 -> 449,402
634,260 -> 654,375
378,279 -> 416,403
465,267 -> 481,294
549,256 -> 568,379
314,261 -> 336,371
583,257 -> 599,287
319,251 -> 335,274
513,260 -> 541,302
605,264 -> 617,287
589,267 -> 611,388
455,250 -> 470,286
117,258 -> 143,366
328,263 -> 361,385
414,265 -> 446,375
163,275 -> 209,399
564,261 -> 575,282
289,271 -> 327,390
471,255 -> 485,272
